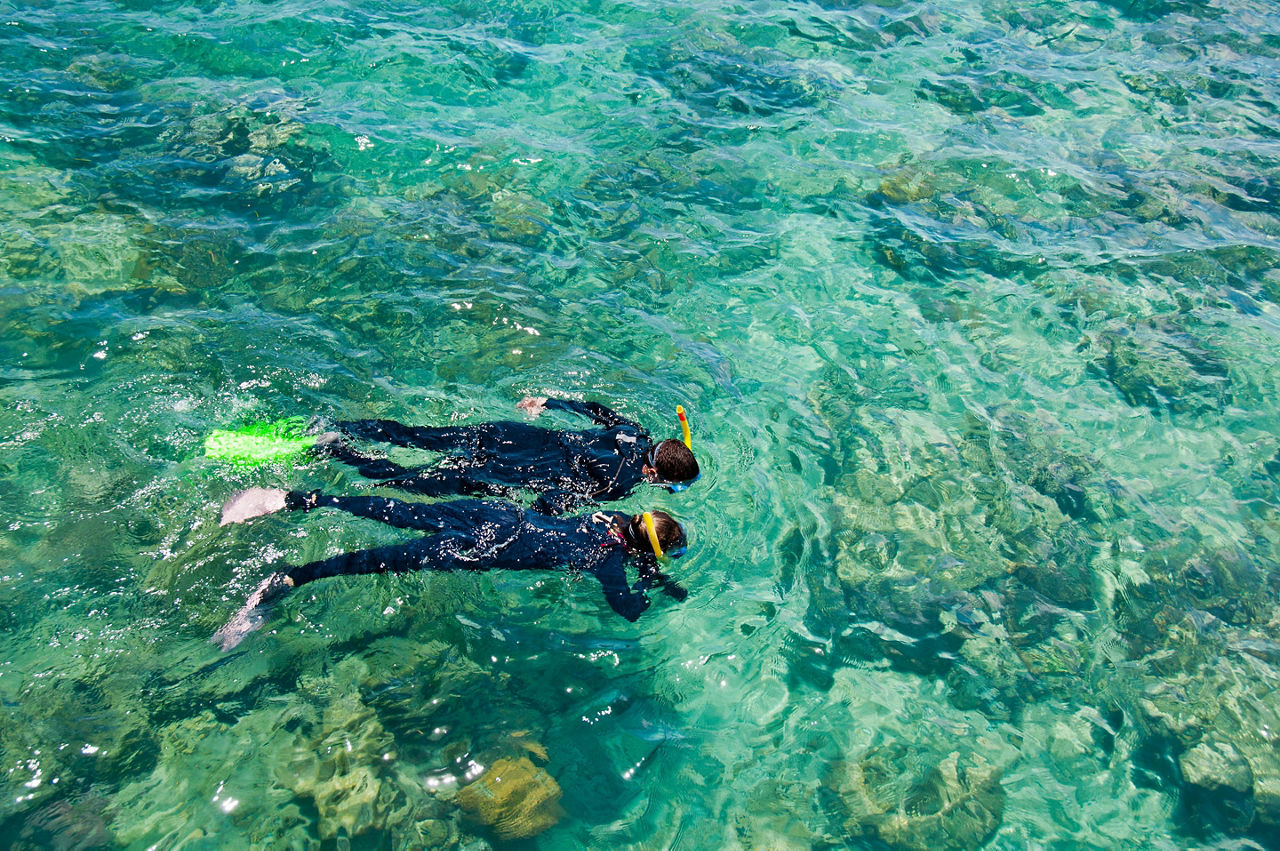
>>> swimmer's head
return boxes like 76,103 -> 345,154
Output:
625,510 -> 690,600
622,509 -> 686,557
643,439 -> 700,489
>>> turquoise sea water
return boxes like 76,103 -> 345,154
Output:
4,0 -> 1280,846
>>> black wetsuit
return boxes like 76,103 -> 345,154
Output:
327,399 -> 652,515
280,492 -> 667,621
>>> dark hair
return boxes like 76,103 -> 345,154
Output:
624,510 -> 686,556
648,509 -> 685,553
653,439 -> 699,483
630,510 -> 689,599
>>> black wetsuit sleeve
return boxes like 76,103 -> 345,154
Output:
591,549 -> 651,622
532,488 -> 589,517
543,398 -> 641,431
286,490 -> 454,532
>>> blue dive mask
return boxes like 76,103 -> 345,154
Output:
661,472 -> 700,493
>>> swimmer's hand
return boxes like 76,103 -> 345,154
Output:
220,487 -> 288,526
661,581 -> 688,602
641,565 -> 689,602
517,396 -> 548,417
652,572 -> 689,602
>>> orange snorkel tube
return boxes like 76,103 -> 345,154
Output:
642,511 -> 664,558
677,405 -> 691,449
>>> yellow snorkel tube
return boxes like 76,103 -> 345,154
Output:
676,405 -> 691,449
642,511 -> 664,558
640,510 -> 689,601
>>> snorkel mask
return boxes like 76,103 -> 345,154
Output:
664,476 -> 699,493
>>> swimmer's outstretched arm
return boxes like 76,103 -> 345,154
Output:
651,571 -> 689,602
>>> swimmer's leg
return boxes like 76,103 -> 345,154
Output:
212,541 -> 441,651
284,537 -> 471,586
318,443 -> 510,499
212,571 -> 294,651
335,419 -> 551,457
285,491 -> 506,533
213,498 -> 500,649
212,531 -> 481,650
375,467 -> 516,500
335,419 -> 487,451
220,486 -> 502,533
322,441 -> 425,481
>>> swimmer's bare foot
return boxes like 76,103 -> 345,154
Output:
220,488 -> 288,526
517,396 -> 548,417
212,571 -> 294,651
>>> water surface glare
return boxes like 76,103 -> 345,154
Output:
3,0 -> 1280,847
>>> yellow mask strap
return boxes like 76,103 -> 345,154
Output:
642,512 -> 664,558
677,405 -> 691,449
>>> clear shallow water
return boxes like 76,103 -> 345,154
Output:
3,0 -> 1280,847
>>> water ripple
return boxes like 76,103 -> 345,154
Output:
4,0 -> 1280,845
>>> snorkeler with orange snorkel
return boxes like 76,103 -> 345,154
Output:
314,397 -> 699,515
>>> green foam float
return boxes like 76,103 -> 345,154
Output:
204,416 -> 314,467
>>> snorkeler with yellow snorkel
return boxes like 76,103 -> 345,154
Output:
212,493 -> 688,650
314,397 -> 699,515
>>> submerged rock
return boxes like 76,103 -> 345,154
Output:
1179,740 -> 1257,834
1256,776 -> 1280,827
456,755 -> 564,839
1180,741 -> 1254,794
0,664 -> 158,823
1138,643 -> 1280,834
107,707 -> 311,847
816,393 -> 1114,716
10,793 -> 112,850
306,765 -> 385,840
832,745 -> 1006,850
947,632 -> 1035,721
1094,321 -> 1229,414
289,693 -> 398,840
